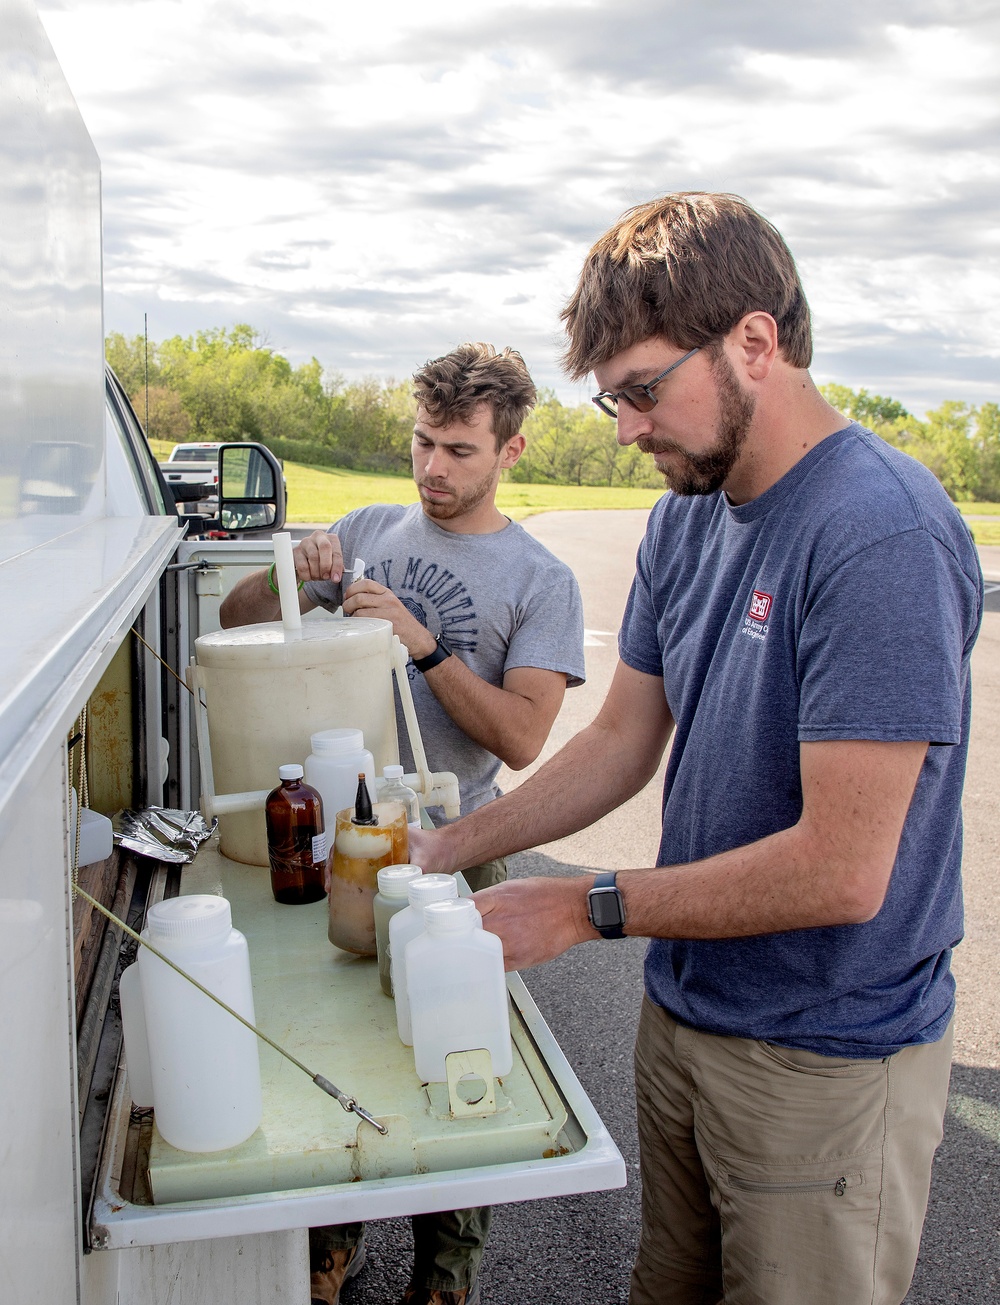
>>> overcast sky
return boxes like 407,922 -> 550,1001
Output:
38,0 -> 1000,415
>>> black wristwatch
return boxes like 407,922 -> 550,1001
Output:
587,871 -> 626,939
412,634 -> 453,673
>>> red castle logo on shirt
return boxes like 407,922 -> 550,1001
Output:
748,590 -> 772,623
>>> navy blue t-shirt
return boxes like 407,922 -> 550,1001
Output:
619,424 -> 982,1057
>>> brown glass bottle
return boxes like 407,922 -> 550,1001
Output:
265,764 -> 328,905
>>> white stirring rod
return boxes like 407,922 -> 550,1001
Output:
271,531 -> 303,639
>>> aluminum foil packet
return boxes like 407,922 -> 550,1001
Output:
112,807 -> 216,864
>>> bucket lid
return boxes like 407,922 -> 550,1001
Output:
407,873 -> 458,907
195,618 -> 391,670
147,894 -> 233,943
310,727 -> 365,755
423,899 -> 479,934
376,864 -> 423,898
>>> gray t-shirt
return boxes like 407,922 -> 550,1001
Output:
304,502 -> 585,817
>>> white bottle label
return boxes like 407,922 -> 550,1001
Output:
312,832 -> 328,864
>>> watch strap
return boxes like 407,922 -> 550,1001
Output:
588,870 -> 626,939
412,635 -> 453,673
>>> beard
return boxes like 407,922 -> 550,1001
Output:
417,460 -> 500,521
638,352 -> 756,496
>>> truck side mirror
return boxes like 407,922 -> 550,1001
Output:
217,443 -> 286,533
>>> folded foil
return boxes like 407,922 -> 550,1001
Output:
112,807 -> 216,863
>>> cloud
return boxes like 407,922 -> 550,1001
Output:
395,0 -> 984,93
38,0 -> 1000,413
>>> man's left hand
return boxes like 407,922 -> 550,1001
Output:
343,579 -> 437,659
472,876 -> 598,971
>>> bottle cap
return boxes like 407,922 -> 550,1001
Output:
146,894 -> 232,944
382,764 -> 404,780
377,864 -> 423,898
278,764 -> 304,780
423,899 -> 479,934
407,873 -> 459,907
310,728 -> 365,756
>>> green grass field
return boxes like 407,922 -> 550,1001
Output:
149,439 -> 663,521
956,502 -> 1000,545
285,463 -> 664,521
283,464 -> 666,522
148,440 -> 1000,539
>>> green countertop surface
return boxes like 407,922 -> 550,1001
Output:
147,841 -> 570,1204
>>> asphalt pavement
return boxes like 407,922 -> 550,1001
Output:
338,509 -> 999,1305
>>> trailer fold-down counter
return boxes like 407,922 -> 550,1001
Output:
91,841 -> 626,1249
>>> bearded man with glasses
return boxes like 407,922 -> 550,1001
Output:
411,192 -> 983,1304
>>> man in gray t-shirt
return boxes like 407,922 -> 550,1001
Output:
303,500 -> 584,820
220,342 -> 584,1305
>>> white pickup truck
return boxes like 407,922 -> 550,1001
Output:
158,442 -> 223,506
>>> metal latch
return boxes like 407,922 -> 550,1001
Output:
445,1050 -> 497,1118
194,565 -> 223,596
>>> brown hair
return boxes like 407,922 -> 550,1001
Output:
561,192 -> 812,379
412,343 -> 537,449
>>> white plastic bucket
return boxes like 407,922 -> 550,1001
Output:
193,619 -> 399,866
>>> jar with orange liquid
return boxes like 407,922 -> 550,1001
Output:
327,773 -> 407,955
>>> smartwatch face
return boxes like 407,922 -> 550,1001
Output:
589,886 -> 624,930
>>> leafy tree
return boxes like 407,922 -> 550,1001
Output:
820,384 -> 909,430
144,386 -> 191,444
971,403 -> 1000,502
106,329 -> 995,500
908,403 -> 978,500
106,330 -> 158,396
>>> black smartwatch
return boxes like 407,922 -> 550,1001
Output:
587,871 -> 626,939
412,634 -> 453,673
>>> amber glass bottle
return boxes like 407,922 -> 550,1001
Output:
265,764 -> 328,905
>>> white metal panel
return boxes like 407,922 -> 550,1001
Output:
0,0 -> 105,552
0,743 -> 79,1304
81,1232 -> 309,1305
0,514 -> 180,845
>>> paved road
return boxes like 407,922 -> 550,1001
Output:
339,509 -> 999,1305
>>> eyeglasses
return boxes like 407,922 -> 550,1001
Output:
591,347 -> 700,418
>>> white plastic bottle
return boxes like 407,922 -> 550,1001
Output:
389,874 -> 459,1044
138,894 -> 262,1152
118,962 -> 154,1107
373,864 -> 423,997
407,899 -> 512,1083
305,728 -> 376,824
378,765 -> 421,831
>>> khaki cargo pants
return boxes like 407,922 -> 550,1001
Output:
631,996 -> 953,1305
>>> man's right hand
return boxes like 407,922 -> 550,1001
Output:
294,530 -> 344,585
220,529 -> 342,628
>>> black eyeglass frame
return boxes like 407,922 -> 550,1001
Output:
591,347 -> 701,418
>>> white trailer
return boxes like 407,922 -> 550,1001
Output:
0,5 -> 625,1302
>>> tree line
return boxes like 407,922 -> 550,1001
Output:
107,326 -> 1000,500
